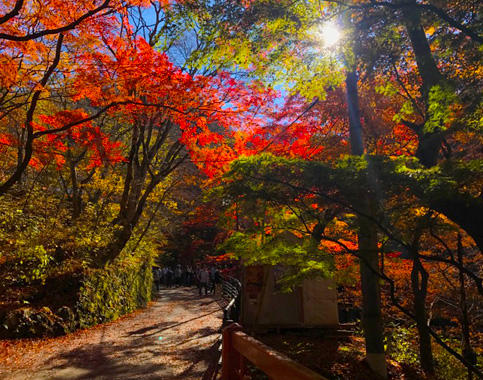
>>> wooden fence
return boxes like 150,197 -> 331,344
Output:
221,323 -> 327,380
221,276 -> 241,325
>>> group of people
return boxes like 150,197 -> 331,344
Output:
153,264 -> 222,297
153,265 -> 194,289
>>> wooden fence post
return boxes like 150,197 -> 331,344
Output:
221,323 -> 243,380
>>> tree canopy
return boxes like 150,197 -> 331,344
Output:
0,0 -> 481,378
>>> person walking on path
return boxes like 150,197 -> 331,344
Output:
186,266 -> 194,287
209,266 -> 217,295
153,267 -> 161,291
174,265 -> 182,287
198,267 -> 209,296
213,267 -> 221,295
166,267 -> 173,288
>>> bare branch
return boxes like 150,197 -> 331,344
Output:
0,0 -> 23,25
0,0 -> 111,42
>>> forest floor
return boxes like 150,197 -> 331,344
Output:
253,330 -> 426,380
0,287 -> 223,380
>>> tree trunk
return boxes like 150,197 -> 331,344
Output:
67,150 -> 82,219
16,129 -> 25,186
358,206 -> 387,378
457,234 -> 476,380
0,35 -> 64,196
400,0 -> 445,168
411,256 -> 434,374
346,70 -> 387,378
95,114 -> 185,267
430,197 -> 483,255
400,2 -> 442,100
346,71 -> 364,156
102,221 -> 134,264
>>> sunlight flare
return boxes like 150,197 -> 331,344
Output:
320,22 -> 341,48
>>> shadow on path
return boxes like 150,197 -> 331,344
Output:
127,309 -> 220,338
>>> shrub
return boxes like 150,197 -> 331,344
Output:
385,325 -> 419,367
385,325 -> 481,379
76,250 -> 154,328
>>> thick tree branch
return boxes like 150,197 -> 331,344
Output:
0,0 -> 111,41
0,34 -> 64,195
0,0 -> 23,25
417,3 -> 483,44
325,1 -> 482,44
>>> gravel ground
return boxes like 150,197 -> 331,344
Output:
0,287 -> 223,380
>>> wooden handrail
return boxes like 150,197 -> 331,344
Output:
221,276 -> 241,324
222,323 -> 327,380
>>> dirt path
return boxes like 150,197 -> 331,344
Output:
0,288 -> 223,380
